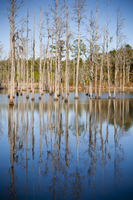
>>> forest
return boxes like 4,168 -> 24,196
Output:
0,0 -> 133,105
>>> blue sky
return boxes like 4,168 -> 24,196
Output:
0,0 -> 133,59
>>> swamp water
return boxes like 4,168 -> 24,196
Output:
0,92 -> 133,200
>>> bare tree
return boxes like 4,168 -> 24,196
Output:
0,41 -> 4,88
73,0 -> 86,99
26,0 -> 29,99
113,6 -> 124,99
39,6 -> 43,100
31,0 -> 36,101
65,0 -> 69,102
49,20 -> 54,95
88,10 -> 95,99
98,2 -> 106,99
6,0 -> 24,105
94,0 -> 98,99
122,51 -> 125,92
106,2 -> 111,98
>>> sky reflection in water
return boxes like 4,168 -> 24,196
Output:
0,93 -> 133,200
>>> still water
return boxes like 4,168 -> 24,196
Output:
0,92 -> 133,200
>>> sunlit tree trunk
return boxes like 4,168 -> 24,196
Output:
26,0 -> 29,99
113,7 -> 120,99
39,7 -> 43,100
57,47 -> 60,96
120,55 -> 122,92
46,14 -> 50,93
16,37 -> 19,96
73,59 -> 75,92
126,62 -> 130,83
54,0 -> 58,101
89,15 -> 93,99
31,0 -> 36,101
43,49 -> 46,91
95,0 -> 98,99
75,15 -> 80,99
8,15 -> 12,98
65,0 -> 69,102
106,7 -> 111,98
20,27 -> 24,96
9,1 -> 15,105
30,36 -> 33,93
98,3 -> 106,99
86,60 -> 89,95
23,40 -> 25,91
122,55 -> 125,92
49,25 -> 54,95
67,42 -> 70,95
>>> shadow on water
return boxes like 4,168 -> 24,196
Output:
0,93 -> 133,199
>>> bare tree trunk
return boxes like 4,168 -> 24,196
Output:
122,54 -> 125,92
54,0 -> 58,101
20,26 -> 24,96
39,7 -> 43,100
9,1 -> 15,105
98,3 -> 106,99
74,16 -> 80,99
65,0 -> 68,102
49,52 -> 53,95
43,47 -> 46,91
31,0 -> 36,101
30,36 -> 33,93
8,53 -> 11,98
16,38 -> 19,96
46,14 -> 50,93
106,6 -> 111,98
127,62 -> 130,83
86,60 -> 89,95
8,15 -> 12,98
67,45 -> 70,95
73,59 -> 75,92
26,0 -> 29,99
57,48 -> 60,96
89,13 -> 94,99
113,8 -> 119,99
23,41 -> 25,91
95,0 -> 98,99
89,53 -> 93,99
120,56 -> 122,92
49,24 -> 54,95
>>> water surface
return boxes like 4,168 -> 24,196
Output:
0,92 -> 133,200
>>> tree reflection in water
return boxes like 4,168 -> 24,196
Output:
1,96 -> 133,199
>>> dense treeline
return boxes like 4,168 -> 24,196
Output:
0,0 -> 133,105
0,43 -> 133,85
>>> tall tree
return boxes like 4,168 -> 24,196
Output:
39,6 -> 43,99
106,2 -> 111,98
6,0 -> 24,105
88,10 -> 95,99
65,0 -> 69,102
98,2 -> 106,99
73,0 -> 86,99
94,0 -> 98,99
26,0 -> 29,99
31,0 -> 36,101
113,6 -> 124,98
